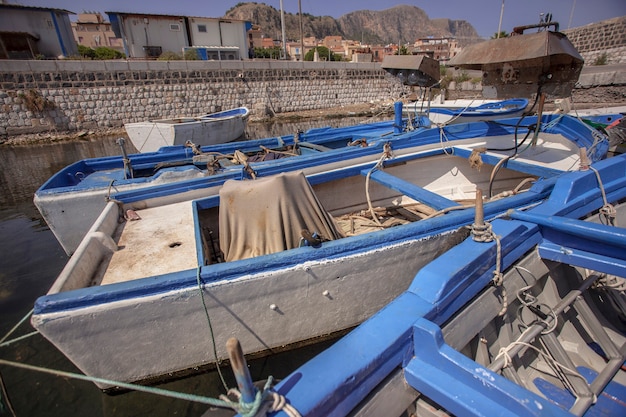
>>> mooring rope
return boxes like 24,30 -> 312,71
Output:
0,309 -> 34,346
471,221 -> 508,316
0,273 -> 297,416
195,267 -> 229,392
0,357 -> 253,410
589,165 -> 617,226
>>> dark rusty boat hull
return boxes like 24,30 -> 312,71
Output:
449,30 -> 583,99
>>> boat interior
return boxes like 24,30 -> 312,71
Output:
345,200 -> 626,417
43,133 -> 372,190
407,203 -> 626,416
47,127 -> 588,294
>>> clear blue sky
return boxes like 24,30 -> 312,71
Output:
12,0 -> 626,38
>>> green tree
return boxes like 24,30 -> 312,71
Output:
593,53 -> 608,65
491,31 -> 508,39
304,46 -> 340,61
253,46 -> 283,59
396,45 -> 409,55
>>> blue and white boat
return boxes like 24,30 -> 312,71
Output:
268,153 -> 626,417
405,97 -> 529,125
31,113 -> 608,389
124,106 -> 250,153
34,116 -> 412,255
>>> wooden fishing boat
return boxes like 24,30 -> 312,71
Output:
270,153 -> 626,417
124,107 -> 250,153
405,97 -> 529,125
31,113 -> 607,389
34,117 -> 408,256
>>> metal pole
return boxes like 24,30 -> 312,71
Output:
568,0 -> 577,29
226,338 -> 256,403
497,0 -> 505,38
280,0 -> 287,59
298,0 -> 304,61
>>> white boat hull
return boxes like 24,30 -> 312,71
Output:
32,226 -> 462,388
124,108 -> 249,153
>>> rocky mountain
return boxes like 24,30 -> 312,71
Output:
224,3 -> 482,46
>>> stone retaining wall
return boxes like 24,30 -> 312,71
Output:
0,60 -> 405,137
564,16 -> 626,64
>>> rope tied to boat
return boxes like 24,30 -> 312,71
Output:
589,165 -> 617,226
468,147 -> 487,171
218,377 -> 301,417
365,143 -> 394,226
437,125 -> 454,155
470,191 -> 508,316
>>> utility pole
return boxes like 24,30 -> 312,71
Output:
497,0 -> 505,38
298,0 -> 304,61
280,0 -> 287,59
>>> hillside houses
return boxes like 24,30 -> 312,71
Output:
0,5 -> 458,63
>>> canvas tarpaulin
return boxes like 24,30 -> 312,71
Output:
219,171 -> 343,262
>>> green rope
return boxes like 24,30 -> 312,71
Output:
196,267 -> 229,391
0,309 -> 33,345
0,331 -> 39,348
0,358 -> 235,408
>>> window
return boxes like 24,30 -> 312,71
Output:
198,24 -> 207,33
170,23 -> 181,31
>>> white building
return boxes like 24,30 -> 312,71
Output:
106,12 -> 251,60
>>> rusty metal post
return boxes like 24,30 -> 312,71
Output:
474,188 -> 484,228
579,147 -> 591,170
227,337 -> 256,403
531,92 -> 546,147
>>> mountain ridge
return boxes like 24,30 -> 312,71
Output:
224,3 -> 483,47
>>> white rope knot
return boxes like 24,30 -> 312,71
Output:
496,346 -> 513,369
600,203 -> 617,226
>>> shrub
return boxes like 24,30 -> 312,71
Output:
78,44 -> 96,59
94,47 -> 124,59
593,53 -> 608,66
18,89 -> 56,112
157,51 -> 183,61
184,49 -> 200,60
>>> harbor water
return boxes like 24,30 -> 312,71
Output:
0,115 -> 384,417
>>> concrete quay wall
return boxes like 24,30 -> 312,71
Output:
0,60 -> 405,137
564,16 -> 626,65
1,59 -> 624,138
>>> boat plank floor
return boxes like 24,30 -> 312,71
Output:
101,201 -> 197,285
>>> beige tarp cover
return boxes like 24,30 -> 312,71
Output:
219,171 -> 343,262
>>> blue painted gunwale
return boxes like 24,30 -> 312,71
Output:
198,107 -> 249,120
35,118 -> 399,194
113,114 -> 605,205
427,98 -> 530,118
268,154 -> 626,417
